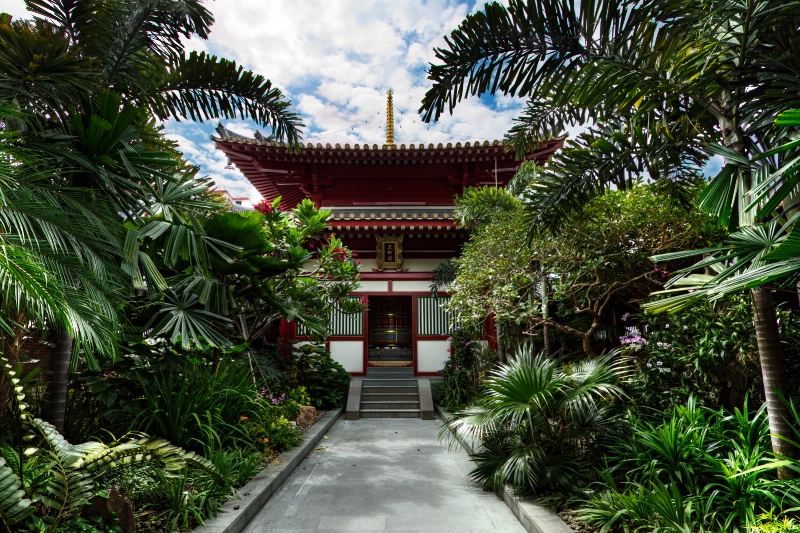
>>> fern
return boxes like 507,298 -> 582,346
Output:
0,457 -> 34,531
0,444 -> 53,498
31,419 -> 96,528
81,435 -> 223,484
1,358 -> 224,531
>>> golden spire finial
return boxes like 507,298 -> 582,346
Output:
386,89 -> 395,146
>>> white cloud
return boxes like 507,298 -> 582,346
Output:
2,0 -> 28,18
164,126 -> 263,201
195,0 -> 521,142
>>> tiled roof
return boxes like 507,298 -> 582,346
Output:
213,124 -> 565,210
329,206 -> 455,221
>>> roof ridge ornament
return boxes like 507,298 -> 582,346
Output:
386,89 -> 395,147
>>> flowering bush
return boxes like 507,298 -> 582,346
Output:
618,295 -> 800,415
436,326 -> 489,410
258,385 -> 309,420
254,198 -> 283,215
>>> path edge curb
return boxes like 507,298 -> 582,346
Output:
192,407 -> 343,533
435,404 -> 573,533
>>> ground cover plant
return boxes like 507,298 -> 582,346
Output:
577,397 -> 800,532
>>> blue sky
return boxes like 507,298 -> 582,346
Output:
5,0 -> 722,198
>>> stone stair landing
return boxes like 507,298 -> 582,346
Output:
346,368 -> 434,420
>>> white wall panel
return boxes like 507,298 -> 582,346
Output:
392,280 -> 432,293
353,280 -> 389,293
417,340 -> 449,373
329,340 -> 364,373
403,258 -> 448,272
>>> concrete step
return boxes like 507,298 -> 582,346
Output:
365,372 -> 414,379
360,401 -> 420,409
366,368 -> 414,376
362,378 -> 418,387
362,392 -> 419,402
359,409 -> 421,418
362,385 -> 418,394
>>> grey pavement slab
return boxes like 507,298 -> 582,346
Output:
240,418 -> 526,533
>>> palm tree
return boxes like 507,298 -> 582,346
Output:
0,0 -> 305,431
1,2 -> 302,142
443,345 -> 628,494
419,0 -> 800,461
0,107 -> 128,431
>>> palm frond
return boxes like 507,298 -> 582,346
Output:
430,260 -> 457,295
150,52 -> 304,144
454,186 -> 521,228
0,458 -> 34,529
145,291 -> 232,350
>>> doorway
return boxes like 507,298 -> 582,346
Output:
367,296 -> 413,367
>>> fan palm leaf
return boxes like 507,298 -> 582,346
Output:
443,344 -> 626,494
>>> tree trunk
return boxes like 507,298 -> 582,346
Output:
47,329 -> 73,434
495,320 -> 505,363
718,100 -> 794,467
542,278 -> 550,356
751,287 -> 795,476
581,333 -> 598,358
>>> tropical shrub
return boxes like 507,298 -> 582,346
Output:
436,326 -> 492,411
443,345 -> 628,495
285,344 -> 351,409
621,296 -> 800,416
446,184 -> 721,356
0,356 -> 224,532
577,397 -> 800,532
0,420 -> 222,532
133,359 -> 264,453
260,385 -> 310,421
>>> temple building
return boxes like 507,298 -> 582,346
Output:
214,92 -> 562,376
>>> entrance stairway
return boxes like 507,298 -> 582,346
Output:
346,368 -> 434,420
361,368 -> 418,418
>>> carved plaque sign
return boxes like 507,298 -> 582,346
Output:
375,235 -> 403,272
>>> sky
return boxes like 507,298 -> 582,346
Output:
4,0 -> 721,197
6,0 -> 527,200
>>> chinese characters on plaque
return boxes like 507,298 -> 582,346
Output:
375,235 -> 403,271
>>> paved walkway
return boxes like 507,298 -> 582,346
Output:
242,418 -> 526,532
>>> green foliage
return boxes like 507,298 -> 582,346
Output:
0,456 -> 34,530
0,414 -> 222,532
54,514 -> 123,533
621,296 -> 800,416
577,397 -> 800,532
443,345 -> 628,495
752,511 -> 800,533
206,448 -> 261,493
262,416 -> 302,453
285,345 -> 351,409
263,386 -> 310,421
96,463 -> 162,506
0,444 -> 53,500
448,184 -> 718,354
158,469 -> 213,532
132,359 -> 263,452
436,326 -> 492,411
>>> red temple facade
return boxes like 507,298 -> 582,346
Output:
214,94 -> 562,376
